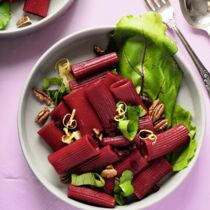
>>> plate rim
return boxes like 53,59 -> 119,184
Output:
0,0 -> 74,37
17,26 -> 206,210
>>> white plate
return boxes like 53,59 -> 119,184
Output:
18,27 -> 206,210
0,0 -> 74,38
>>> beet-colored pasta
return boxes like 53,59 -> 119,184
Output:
139,124 -> 189,161
133,158 -> 172,199
68,185 -> 115,208
38,120 -> 65,151
110,78 -> 146,109
50,102 -> 70,122
69,71 -> 108,90
138,115 -> 154,131
114,149 -> 148,176
23,0 -> 50,17
72,145 -> 119,173
103,72 -> 122,88
71,52 -> 119,80
116,149 -> 130,159
64,88 -> 102,135
48,135 -> 99,174
86,80 -> 116,130
101,136 -> 132,147
103,178 -> 115,195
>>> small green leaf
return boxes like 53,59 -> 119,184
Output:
71,173 -> 105,187
0,2 -> 11,30
120,180 -> 134,197
65,87 -> 70,93
41,77 -> 62,90
114,170 -> 135,205
118,120 -> 137,141
115,194 -> 125,205
120,170 -> 134,183
43,77 -> 71,106
42,78 -> 50,90
172,138 -> 197,172
118,105 -> 146,141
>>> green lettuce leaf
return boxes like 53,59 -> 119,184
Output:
172,138 -> 197,172
0,2 -> 11,30
170,104 -> 197,172
172,104 -> 196,138
71,173 -> 105,187
114,170 -> 134,205
44,77 -> 70,106
111,13 -> 183,126
118,105 -> 146,141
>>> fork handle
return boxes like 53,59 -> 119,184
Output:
173,25 -> 210,97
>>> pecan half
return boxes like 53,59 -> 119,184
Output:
60,172 -> 71,184
149,99 -> 165,122
149,99 -> 159,115
101,165 -> 117,178
93,45 -> 105,56
33,88 -> 53,105
35,107 -> 50,126
93,128 -> 103,141
16,16 -> 32,28
154,119 -> 168,133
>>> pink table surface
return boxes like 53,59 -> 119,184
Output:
1,0 -> 210,210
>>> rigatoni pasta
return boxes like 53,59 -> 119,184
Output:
48,135 -> 99,174
35,26 -> 196,207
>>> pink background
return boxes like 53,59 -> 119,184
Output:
1,0 -> 210,210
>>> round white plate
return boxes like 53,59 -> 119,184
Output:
18,27 -> 206,210
0,0 -> 74,38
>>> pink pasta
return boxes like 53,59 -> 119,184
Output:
72,145 -> 119,173
139,124 -> 189,161
71,52 -> 119,80
86,80 -> 116,130
48,135 -> 99,174
103,178 -> 115,195
138,115 -> 154,131
103,72 -> 122,88
23,0 -> 50,17
50,101 -> 70,123
69,71 -> 108,90
101,136 -> 132,147
64,88 -> 102,135
68,185 -> 115,208
114,149 -> 148,176
110,78 -> 146,109
38,120 -> 65,151
133,158 -> 172,199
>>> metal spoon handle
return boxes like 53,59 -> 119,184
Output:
173,25 -> 210,96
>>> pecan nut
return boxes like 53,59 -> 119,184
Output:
16,16 -> 32,28
35,107 -> 50,126
149,99 -> 160,115
154,119 -> 168,132
149,99 -> 165,122
93,128 -> 103,141
33,88 -> 53,105
60,172 -> 71,184
93,45 -> 105,56
101,165 -> 117,178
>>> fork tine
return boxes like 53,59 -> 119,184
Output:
153,0 -> 161,8
145,0 -> 156,11
160,0 -> 170,5
159,0 -> 166,4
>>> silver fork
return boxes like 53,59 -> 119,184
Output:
145,0 -> 210,97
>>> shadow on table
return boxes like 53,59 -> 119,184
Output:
0,0 -> 79,67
